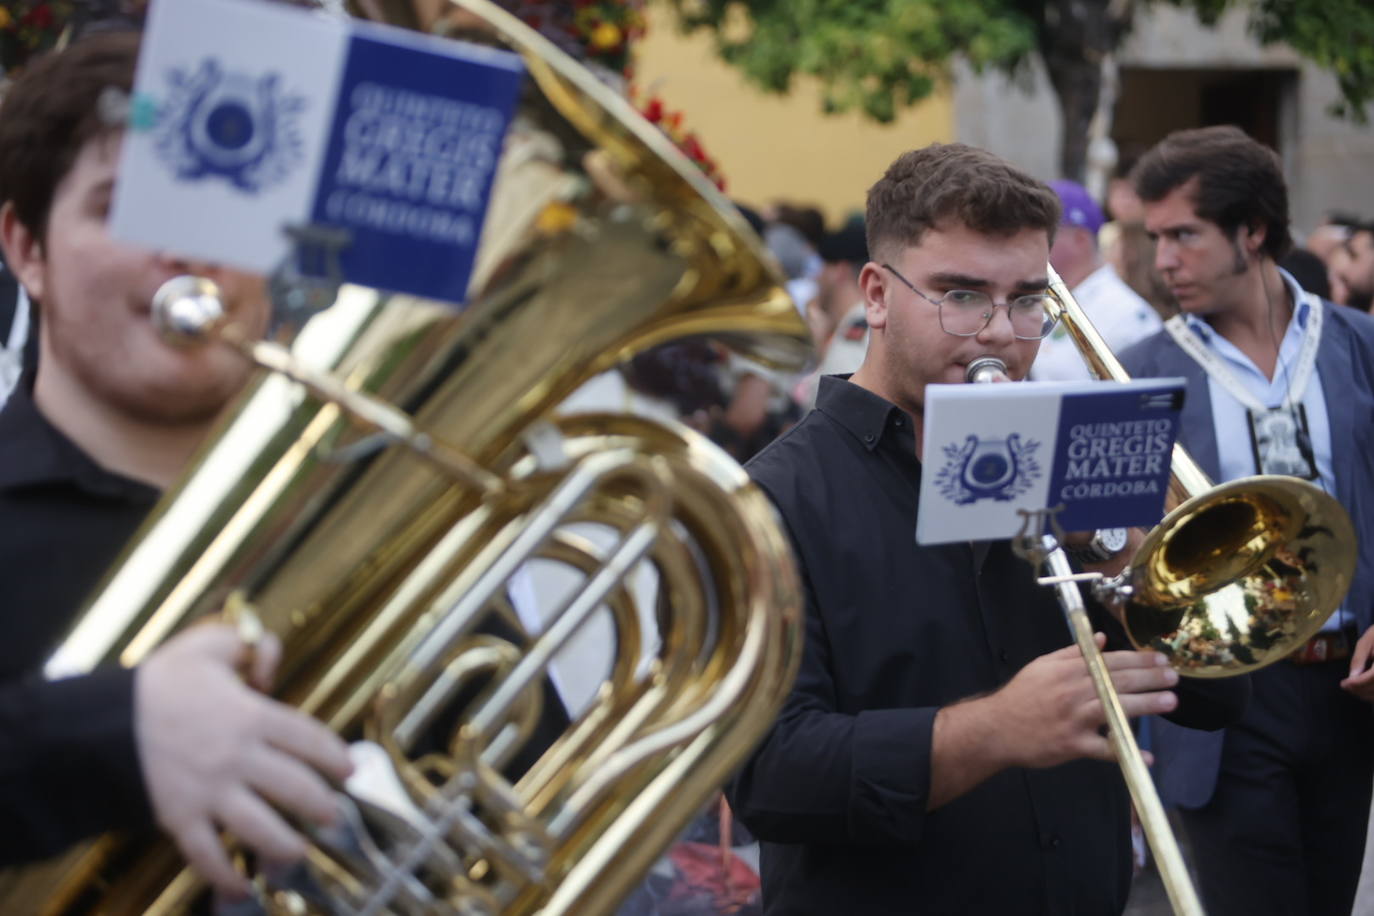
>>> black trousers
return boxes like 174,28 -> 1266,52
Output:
1181,658 -> 1374,916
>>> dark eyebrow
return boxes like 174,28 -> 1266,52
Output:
927,271 -> 1049,294
1152,221 -> 1201,238
928,271 -> 991,289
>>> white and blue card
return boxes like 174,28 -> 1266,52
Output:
110,0 -> 524,305
915,379 -> 1187,545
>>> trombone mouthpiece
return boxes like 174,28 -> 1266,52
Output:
151,275 -> 225,346
966,356 -> 1008,384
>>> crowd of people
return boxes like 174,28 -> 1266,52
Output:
4,8 -> 1374,916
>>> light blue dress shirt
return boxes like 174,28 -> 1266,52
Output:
1180,269 -> 1343,630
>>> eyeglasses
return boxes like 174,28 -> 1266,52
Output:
882,264 -> 1059,340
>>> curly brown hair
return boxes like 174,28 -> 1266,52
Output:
1130,125 -> 1292,262
865,143 -> 1061,261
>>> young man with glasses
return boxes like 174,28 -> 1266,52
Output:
726,142 -> 1247,914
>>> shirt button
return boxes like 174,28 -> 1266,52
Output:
864,434 -> 875,443
1041,833 -> 1062,849
998,649 -> 1010,664
894,417 -> 904,427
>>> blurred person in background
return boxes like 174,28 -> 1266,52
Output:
1332,221 -> 1374,312
1279,248 -> 1332,301
1032,180 -> 1160,380
1102,171 -> 1173,318
794,219 -> 869,408
1106,220 -> 1173,318
1304,214 -> 1357,264
1105,175 -> 1146,225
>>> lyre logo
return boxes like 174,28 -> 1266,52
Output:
143,58 -> 307,193
935,433 -> 1042,505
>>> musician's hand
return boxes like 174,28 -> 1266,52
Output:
134,623 -> 353,897
1341,625 -> 1374,703
988,633 -> 1177,769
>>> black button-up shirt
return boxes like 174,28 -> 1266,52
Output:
728,375 -> 1247,915
0,373 -> 158,862
0,372 -> 565,867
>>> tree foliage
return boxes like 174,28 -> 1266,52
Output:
663,0 -> 1374,126
1233,0 -> 1374,121
662,0 -> 1039,123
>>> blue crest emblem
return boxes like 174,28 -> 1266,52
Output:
936,434 -> 1042,505
149,58 -> 306,193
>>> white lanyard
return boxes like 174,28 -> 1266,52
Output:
0,288 -> 28,403
1163,289 -> 1323,413
6,286 -> 29,352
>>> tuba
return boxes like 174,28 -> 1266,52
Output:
1,1 -> 812,912
995,268 -> 1357,915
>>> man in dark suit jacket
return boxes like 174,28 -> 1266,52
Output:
1120,125 -> 1374,916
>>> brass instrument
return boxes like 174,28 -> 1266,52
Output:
985,267 -> 1357,916
1,1 -> 812,913
1045,268 -> 1356,677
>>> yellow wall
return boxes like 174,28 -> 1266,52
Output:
633,5 -> 954,224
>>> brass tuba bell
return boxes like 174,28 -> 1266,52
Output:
1,1 -> 812,912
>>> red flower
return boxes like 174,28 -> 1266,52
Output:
682,134 -> 704,161
24,4 -> 54,28
643,98 -> 664,123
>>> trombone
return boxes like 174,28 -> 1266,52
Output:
972,268 -> 1357,916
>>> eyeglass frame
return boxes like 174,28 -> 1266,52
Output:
880,263 -> 1060,340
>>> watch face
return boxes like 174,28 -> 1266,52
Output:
1098,527 -> 1129,554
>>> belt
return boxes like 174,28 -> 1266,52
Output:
1288,628 -> 1356,665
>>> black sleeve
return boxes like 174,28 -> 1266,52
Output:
726,563 -> 937,848
0,667 -> 154,865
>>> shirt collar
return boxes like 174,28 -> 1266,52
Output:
0,369 -> 160,501
815,374 -> 914,452
1180,267 -> 1313,342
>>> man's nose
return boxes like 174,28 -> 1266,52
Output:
974,304 -> 1017,346
1154,239 -> 1178,275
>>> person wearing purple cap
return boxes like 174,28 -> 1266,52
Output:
1031,179 -> 1161,381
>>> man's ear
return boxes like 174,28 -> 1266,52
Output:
1241,221 -> 1268,259
858,261 -> 888,330
0,202 -> 46,302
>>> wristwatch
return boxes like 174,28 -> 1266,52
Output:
1065,527 -> 1129,564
